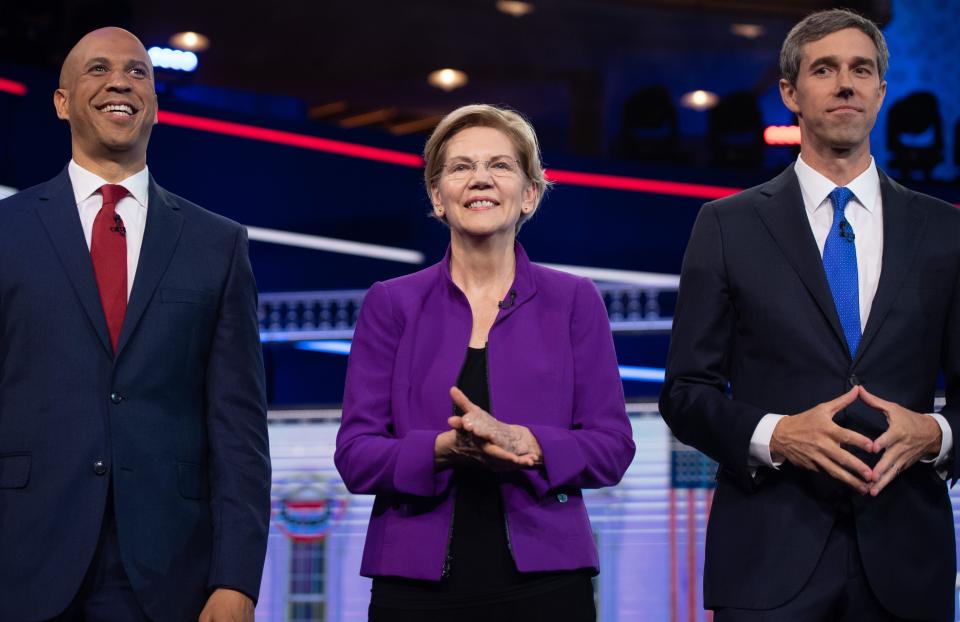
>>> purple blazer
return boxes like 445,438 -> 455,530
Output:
335,243 -> 635,580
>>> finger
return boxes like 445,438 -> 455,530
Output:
857,386 -> 891,414
833,425 -> 875,453
827,385 -> 860,413
450,386 -> 478,414
870,445 -> 909,483
462,416 -> 496,440
823,443 -> 873,481
812,453 -> 869,494
482,442 -> 526,464
871,429 -> 896,453
869,463 -> 900,496
448,415 -> 465,429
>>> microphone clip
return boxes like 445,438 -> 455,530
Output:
110,213 -> 127,237
498,290 -> 517,310
839,220 -> 855,242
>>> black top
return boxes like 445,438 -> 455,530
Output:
371,347 -> 589,610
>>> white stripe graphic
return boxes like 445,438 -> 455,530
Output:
245,226 -> 425,265
246,225 -> 680,287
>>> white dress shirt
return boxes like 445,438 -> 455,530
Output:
749,155 -> 953,469
68,160 -> 149,300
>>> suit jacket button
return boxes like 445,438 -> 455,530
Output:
93,460 -> 108,476
110,392 -> 123,404
848,375 -> 860,387
557,493 -> 568,503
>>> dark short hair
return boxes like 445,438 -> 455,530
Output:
780,8 -> 888,85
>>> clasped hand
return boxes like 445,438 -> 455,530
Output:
769,385 -> 943,496
434,387 -> 542,471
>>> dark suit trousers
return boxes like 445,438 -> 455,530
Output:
713,511 -> 920,622
48,490 -> 150,622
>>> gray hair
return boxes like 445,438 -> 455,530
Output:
423,104 -> 551,230
780,9 -> 888,85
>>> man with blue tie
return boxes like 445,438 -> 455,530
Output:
661,9 -> 958,621
0,27 -> 270,621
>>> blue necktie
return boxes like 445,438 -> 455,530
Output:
822,187 -> 860,357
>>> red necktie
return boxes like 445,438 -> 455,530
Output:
90,184 -> 129,351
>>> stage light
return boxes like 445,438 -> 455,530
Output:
496,1 -> 535,17
730,23 -> 765,39
680,90 -> 719,111
428,68 -> 468,92
295,340 -> 353,355
618,366 -> 666,383
338,108 -> 397,129
169,31 -> 210,52
148,47 -> 199,72
308,101 -> 348,120
0,77 -> 27,96
763,125 -> 801,145
389,115 -> 443,136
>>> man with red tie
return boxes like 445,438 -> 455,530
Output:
0,27 -> 270,621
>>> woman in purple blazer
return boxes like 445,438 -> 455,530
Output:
335,104 -> 635,621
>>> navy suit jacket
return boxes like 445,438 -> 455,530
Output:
660,165 -> 960,620
0,169 -> 271,622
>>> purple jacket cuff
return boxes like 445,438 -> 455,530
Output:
394,429 -> 453,497
523,424 -> 586,495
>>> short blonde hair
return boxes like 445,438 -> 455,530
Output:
423,104 -> 551,229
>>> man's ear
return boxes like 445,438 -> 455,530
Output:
779,78 -> 801,116
54,89 -> 70,121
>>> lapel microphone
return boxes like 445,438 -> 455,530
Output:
839,221 -> 855,242
110,213 -> 127,237
498,290 -> 517,310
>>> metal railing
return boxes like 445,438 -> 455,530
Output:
259,281 -> 677,343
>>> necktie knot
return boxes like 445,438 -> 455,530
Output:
98,184 -> 129,208
829,186 -> 853,220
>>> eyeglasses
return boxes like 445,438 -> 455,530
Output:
441,157 -> 522,181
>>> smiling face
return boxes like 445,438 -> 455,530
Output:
780,27 -> 886,157
54,28 -> 158,173
430,126 -> 537,240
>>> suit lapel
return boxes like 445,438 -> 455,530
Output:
854,173 -> 925,363
34,169 -> 113,356
754,165 -> 848,353
115,178 -> 184,356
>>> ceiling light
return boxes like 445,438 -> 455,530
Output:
496,1 -> 535,17
680,90 -> 719,111
428,68 -> 468,92
730,23 -> 765,39
148,47 -> 199,72
169,31 -> 210,52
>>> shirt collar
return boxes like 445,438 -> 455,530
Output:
795,154 -> 879,213
67,159 -> 150,209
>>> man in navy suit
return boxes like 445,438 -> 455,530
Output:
661,9 -> 958,621
0,27 -> 271,621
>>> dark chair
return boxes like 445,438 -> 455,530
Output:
615,86 -> 680,162
707,92 -> 764,168
887,91 -> 943,181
